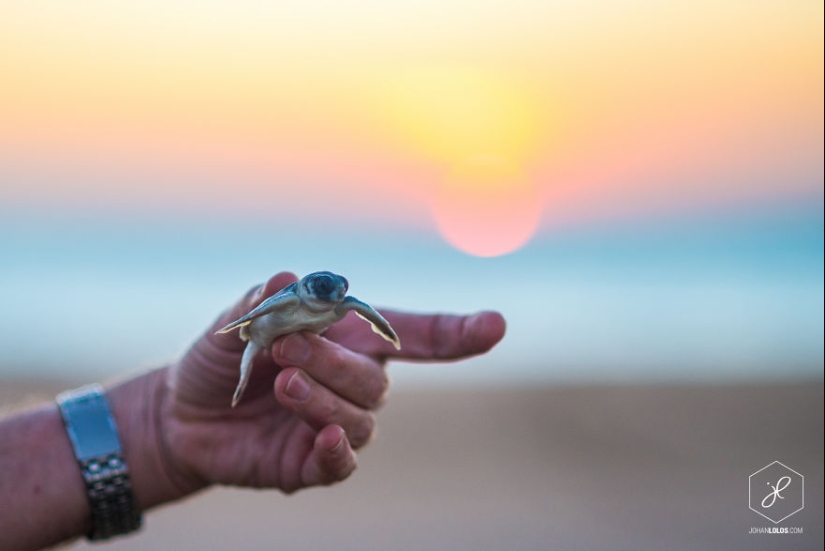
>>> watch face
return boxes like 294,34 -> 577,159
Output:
68,404 -> 123,460
58,386 -> 123,462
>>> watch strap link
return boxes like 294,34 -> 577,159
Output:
81,453 -> 141,540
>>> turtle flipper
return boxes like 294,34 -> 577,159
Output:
216,287 -> 300,334
336,296 -> 400,350
232,340 -> 263,408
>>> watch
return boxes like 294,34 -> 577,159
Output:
56,384 -> 142,540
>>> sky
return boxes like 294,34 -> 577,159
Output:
0,1 -> 822,385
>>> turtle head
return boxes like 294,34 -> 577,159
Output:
299,271 -> 348,308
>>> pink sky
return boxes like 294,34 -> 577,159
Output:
1,0 -> 822,255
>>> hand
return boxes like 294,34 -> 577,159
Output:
154,272 -> 505,496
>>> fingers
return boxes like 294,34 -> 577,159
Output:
300,425 -> 357,489
269,312 -> 504,451
271,331 -> 386,458
274,367 -> 377,449
325,310 -> 507,361
273,333 -> 389,408
385,310 -> 506,360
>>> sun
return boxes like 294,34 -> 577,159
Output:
378,66 -> 546,257
432,156 -> 541,257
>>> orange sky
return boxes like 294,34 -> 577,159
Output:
1,0 -> 822,255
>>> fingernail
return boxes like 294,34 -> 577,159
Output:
285,371 -> 311,401
330,430 -> 346,455
280,333 -> 311,365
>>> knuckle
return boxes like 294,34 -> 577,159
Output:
309,338 -> 346,373
362,369 -> 390,408
321,451 -> 357,486
429,314 -> 454,357
313,397 -> 339,425
323,461 -> 355,486
339,460 -> 357,482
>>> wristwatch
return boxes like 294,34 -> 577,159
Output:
56,384 -> 142,540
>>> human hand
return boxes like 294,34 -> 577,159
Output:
149,272 -> 505,498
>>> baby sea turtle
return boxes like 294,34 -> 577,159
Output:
217,271 -> 400,407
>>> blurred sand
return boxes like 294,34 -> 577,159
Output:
1,380 -> 822,550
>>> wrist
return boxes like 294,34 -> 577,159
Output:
107,367 -> 209,511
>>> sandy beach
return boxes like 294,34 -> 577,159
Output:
2,379 -> 822,550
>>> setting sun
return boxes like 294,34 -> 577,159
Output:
432,157 -> 542,257
377,66 -> 549,256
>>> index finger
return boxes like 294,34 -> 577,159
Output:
324,310 -> 506,362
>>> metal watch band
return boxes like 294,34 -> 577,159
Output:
56,384 -> 142,540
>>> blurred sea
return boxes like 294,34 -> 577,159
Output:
0,198 -> 822,386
